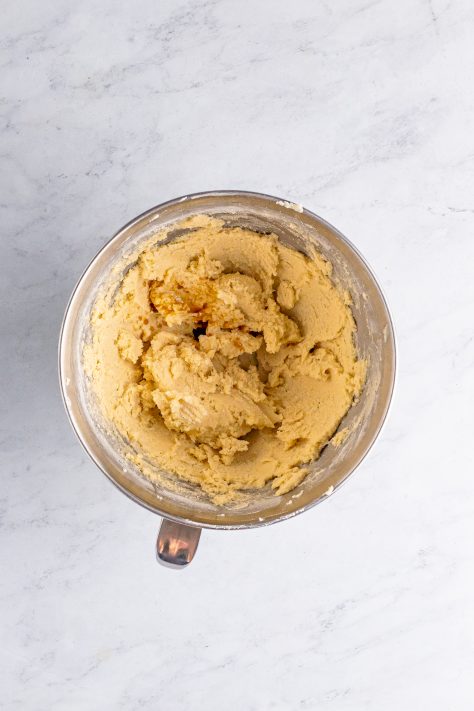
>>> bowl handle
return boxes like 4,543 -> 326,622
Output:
156,518 -> 202,568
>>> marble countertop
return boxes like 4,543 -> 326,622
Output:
2,0 -> 474,708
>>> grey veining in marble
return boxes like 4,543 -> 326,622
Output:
1,0 -> 474,708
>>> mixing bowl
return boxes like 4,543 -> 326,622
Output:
59,191 -> 396,567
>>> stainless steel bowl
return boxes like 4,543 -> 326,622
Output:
59,191 -> 396,567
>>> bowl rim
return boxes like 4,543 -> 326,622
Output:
58,189 -> 397,530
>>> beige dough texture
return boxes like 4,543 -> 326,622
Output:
85,215 -> 365,504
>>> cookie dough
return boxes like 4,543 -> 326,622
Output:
85,215 -> 365,503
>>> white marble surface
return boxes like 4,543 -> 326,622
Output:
2,0 -> 474,708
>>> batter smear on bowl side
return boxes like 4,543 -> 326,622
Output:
85,215 -> 365,504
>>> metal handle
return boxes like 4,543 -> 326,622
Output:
156,518 -> 201,568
